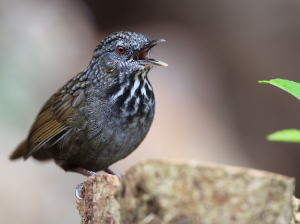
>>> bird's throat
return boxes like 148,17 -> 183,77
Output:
110,71 -> 154,117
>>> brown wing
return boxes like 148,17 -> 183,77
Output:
24,73 -> 88,159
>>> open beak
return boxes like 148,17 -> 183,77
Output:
131,39 -> 168,67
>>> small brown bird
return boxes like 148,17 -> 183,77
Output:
10,31 -> 167,199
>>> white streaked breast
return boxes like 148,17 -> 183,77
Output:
130,76 -> 140,97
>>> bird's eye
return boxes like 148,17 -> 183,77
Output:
116,46 -> 125,54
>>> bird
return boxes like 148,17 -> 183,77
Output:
10,31 -> 167,199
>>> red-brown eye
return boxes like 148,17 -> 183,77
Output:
117,46 -> 125,54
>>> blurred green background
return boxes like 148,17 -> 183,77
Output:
2,0 -> 300,223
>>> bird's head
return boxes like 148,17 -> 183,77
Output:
86,31 -> 167,83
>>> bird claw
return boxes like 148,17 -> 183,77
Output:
104,167 -> 121,179
75,183 -> 84,200
116,173 -> 121,179
75,168 -> 121,200
113,171 -> 121,180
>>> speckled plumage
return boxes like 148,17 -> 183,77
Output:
10,31 -> 167,178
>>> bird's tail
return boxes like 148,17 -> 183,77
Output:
10,139 -> 53,161
10,139 -> 27,160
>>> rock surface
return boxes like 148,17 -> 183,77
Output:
76,159 -> 296,224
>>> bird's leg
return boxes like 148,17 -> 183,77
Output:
69,167 -> 96,200
70,167 -> 97,177
104,167 -> 121,179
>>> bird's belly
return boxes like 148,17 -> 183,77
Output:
55,109 -> 154,172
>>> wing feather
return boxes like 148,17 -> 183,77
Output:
24,74 -> 87,159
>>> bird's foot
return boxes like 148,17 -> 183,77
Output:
73,167 -> 120,200
104,167 -> 121,179
71,167 -> 96,200
75,183 -> 84,200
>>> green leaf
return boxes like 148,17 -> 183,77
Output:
258,79 -> 300,101
267,129 -> 300,142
